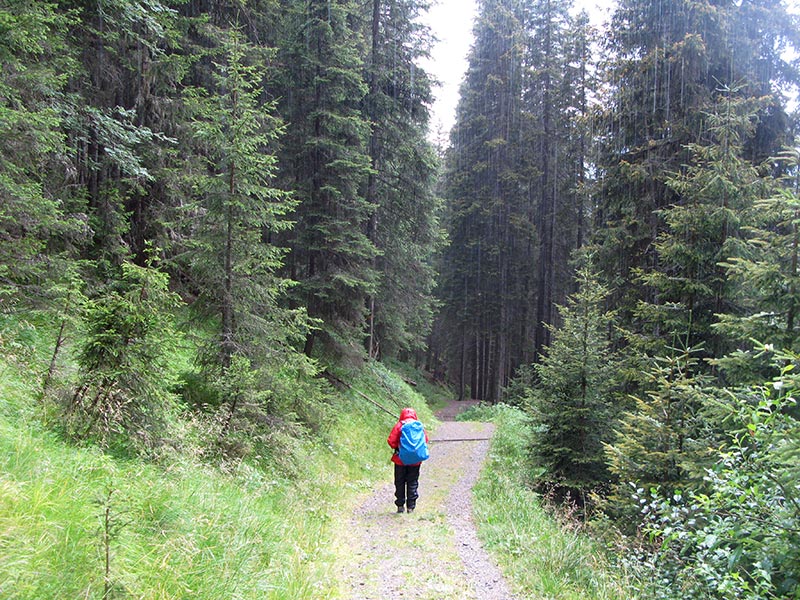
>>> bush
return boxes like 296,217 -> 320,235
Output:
632,351 -> 800,599
65,260 -> 182,452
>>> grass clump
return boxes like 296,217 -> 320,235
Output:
382,358 -> 452,414
463,403 -> 638,600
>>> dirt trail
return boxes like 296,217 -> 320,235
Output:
337,402 -> 517,600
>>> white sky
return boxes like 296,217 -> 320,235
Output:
418,0 -> 613,139
418,0 -> 478,140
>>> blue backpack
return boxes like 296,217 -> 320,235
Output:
398,419 -> 429,465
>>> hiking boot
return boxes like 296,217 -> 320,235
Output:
396,506 -> 405,513
407,507 -> 414,514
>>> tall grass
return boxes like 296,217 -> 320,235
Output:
464,404 -> 638,600
381,358 -> 453,413
0,411 -> 346,599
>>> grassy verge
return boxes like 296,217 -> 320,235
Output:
0,314 -> 434,599
463,403 -> 638,600
0,378 -> 354,598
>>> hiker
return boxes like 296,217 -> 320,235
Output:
387,407 -> 429,513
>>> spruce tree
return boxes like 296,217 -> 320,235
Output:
69,257 -> 182,449
524,0 -> 587,359
605,345 -> 714,524
715,147 -> 800,382
181,27 -> 301,368
594,0 -> 721,327
528,260 -> 619,502
593,0 -> 796,384
433,0 -> 593,400
361,0 -> 442,361
0,1 -> 86,296
277,0 -> 377,358
635,89 -> 769,363
60,0 -> 181,273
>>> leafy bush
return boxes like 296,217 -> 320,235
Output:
631,350 -> 800,599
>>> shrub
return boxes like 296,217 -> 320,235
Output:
634,350 -> 800,599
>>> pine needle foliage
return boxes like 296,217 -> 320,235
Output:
528,261 -> 620,501
67,256 -> 182,451
605,344 -> 716,526
181,26 -> 303,370
714,148 -> 800,383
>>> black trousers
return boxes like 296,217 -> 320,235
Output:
394,463 -> 421,509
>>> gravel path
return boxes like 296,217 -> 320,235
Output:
337,403 -> 517,600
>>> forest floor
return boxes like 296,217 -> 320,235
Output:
336,400 -> 519,599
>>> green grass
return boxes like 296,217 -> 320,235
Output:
0,312 -> 641,599
381,358 -> 453,414
0,407 -> 340,599
464,404 -> 639,600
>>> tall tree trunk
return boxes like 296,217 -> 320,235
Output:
365,0 -> 382,358
458,329 -> 466,401
222,160 -> 235,368
534,0 -> 555,360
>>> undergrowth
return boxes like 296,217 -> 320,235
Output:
0,313 -> 434,599
462,403 -> 639,600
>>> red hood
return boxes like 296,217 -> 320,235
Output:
399,407 -> 417,421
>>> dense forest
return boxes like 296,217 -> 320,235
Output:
2,0 -> 800,597
435,0 -> 800,596
2,0 -> 441,442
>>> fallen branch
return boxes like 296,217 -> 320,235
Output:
320,371 -> 397,417
429,437 -> 492,442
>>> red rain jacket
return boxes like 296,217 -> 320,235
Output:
387,407 -> 429,466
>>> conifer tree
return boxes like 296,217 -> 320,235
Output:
594,0 -> 721,327
605,345 -> 713,523
528,261 -> 619,502
433,0 -> 592,400
524,0 -> 585,359
69,257 -> 182,448
61,0 -> 180,273
593,0 -> 797,363
635,89 -> 769,363
0,1 -> 86,296
362,0 -> 442,360
715,147 -> 800,382
181,28 -> 300,368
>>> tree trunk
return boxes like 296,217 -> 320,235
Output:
222,159 -> 235,368
365,0 -> 382,359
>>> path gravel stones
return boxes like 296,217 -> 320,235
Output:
338,403 -> 517,600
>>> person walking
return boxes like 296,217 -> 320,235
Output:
387,407 -> 429,513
